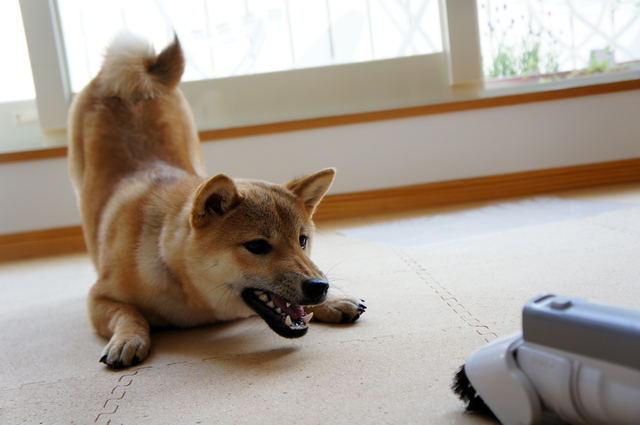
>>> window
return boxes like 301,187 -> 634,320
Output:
0,0 -> 41,152
0,1 -> 35,103
15,0 -> 459,140
56,0 -> 443,90
479,0 -> 640,91
3,0 -> 640,153
52,0 -> 449,132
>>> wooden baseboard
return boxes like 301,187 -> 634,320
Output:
2,157 -> 640,262
313,157 -> 640,221
0,226 -> 87,263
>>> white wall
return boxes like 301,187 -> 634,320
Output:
2,89 -> 640,235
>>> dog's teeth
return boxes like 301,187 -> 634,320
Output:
301,312 -> 313,324
286,302 -> 291,308
259,294 -> 269,303
285,315 -> 292,327
254,290 -> 264,296
266,301 -> 275,308
275,308 -> 282,314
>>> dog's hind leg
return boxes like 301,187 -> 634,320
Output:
89,285 -> 151,369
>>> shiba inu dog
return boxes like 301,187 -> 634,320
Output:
68,33 -> 366,369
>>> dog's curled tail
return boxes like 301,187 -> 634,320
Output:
99,32 -> 184,102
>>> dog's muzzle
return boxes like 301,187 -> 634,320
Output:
241,280 -> 327,338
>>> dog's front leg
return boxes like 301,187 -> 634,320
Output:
89,285 -> 151,369
306,292 -> 367,324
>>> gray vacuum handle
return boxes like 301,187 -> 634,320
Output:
523,294 -> 640,371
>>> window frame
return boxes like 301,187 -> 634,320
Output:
20,0 -> 71,131
18,0 -> 482,134
13,0 -> 640,143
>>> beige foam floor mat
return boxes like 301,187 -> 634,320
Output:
3,182 -> 640,424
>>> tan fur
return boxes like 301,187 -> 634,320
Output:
68,33 -> 365,369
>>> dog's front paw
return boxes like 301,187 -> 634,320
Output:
307,293 -> 367,324
100,333 -> 150,369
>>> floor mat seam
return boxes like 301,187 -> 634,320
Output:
392,246 -> 499,343
95,366 -> 151,424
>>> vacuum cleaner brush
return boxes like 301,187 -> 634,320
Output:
452,364 -> 497,420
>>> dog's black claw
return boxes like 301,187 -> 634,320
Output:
340,312 -> 363,324
100,354 -> 140,369
111,360 -> 125,369
99,356 -> 125,369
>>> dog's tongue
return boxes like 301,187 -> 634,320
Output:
271,294 -> 305,320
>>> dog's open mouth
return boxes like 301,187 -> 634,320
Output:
241,289 -> 313,338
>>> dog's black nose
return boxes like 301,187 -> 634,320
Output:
302,279 -> 329,303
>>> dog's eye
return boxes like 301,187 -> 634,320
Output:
299,235 -> 308,249
243,239 -> 272,255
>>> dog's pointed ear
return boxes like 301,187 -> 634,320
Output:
285,168 -> 335,216
191,173 -> 244,228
